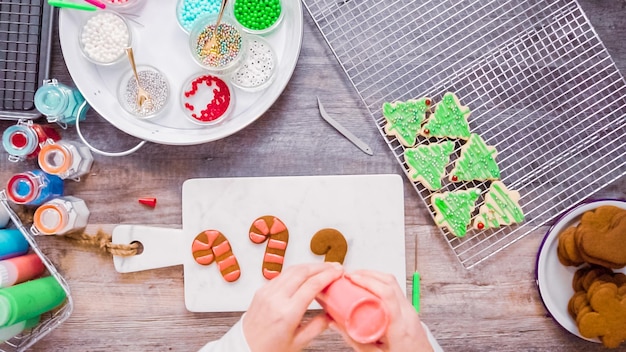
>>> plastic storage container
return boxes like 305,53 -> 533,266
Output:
0,191 -> 73,351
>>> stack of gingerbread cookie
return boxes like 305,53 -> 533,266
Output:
557,205 -> 626,348
558,205 -> 626,268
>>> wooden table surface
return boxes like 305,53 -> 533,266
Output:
2,1 -> 626,351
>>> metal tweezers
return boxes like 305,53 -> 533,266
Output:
317,97 -> 373,156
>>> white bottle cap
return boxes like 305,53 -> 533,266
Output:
0,319 -> 26,342
0,295 -> 11,326
0,261 -> 17,288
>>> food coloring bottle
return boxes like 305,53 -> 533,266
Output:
34,79 -> 88,126
0,276 -> 66,327
38,140 -> 94,181
32,196 -> 90,236
0,253 -> 46,288
6,170 -> 64,206
1,120 -> 61,162
0,316 -> 40,343
0,229 -> 29,261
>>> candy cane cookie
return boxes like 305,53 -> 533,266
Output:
310,228 -> 348,264
191,230 -> 241,282
249,215 -> 289,280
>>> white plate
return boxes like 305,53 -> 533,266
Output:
535,199 -> 626,343
58,1 -> 303,145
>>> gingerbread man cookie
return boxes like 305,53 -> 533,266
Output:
578,283 -> 626,348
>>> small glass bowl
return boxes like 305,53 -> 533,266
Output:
231,36 -> 277,92
180,72 -> 235,126
188,13 -> 247,75
231,0 -> 284,36
176,0 -> 222,34
79,11 -> 132,66
101,0 -> 147,13
117,65 -> 170,120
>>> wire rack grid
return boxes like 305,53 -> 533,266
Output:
0,0 -> 53,120
0,191 -> 73,352
302,0 -> 626,269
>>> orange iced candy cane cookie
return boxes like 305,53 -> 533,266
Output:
191,230 -> 241,282
249,215 -> 289,280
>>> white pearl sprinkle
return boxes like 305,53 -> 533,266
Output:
81,12 -> 130,64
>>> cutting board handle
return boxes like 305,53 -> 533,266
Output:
112,225 -> 186,273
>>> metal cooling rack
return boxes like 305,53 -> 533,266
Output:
302,0 -> 626,269
0,0 -> 54,120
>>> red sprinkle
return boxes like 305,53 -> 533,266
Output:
477,222 -> 485,230
451,175 -> 458,182
183,75 -> 231,122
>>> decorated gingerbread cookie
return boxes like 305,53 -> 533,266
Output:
191,230 -> 241,282
382,97 -> 431,146
404,141 -> 455,190
472,181 -> 524,230
249,215 -> 289,280
310,228 -> 348,264
449,133 -> 500,182
421,92 -> 471,140
431,188 -> 481,238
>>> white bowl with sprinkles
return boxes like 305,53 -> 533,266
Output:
180,72 -> 235,126
231,36 -> 277,91
188,13 -> 247,75
79,11 -> 132,65
118,65 -> 170,120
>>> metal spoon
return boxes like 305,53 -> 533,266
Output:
203,0 -> 229,56
125,47 -> 152,112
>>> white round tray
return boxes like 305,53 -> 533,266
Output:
58,1 -> 303,145
535,199 -> 626,343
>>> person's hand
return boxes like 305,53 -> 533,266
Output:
242,262 -> 344,352
330,270 -> 434,352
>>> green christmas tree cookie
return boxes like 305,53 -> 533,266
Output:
472,181 -> 524,230
449,133 -> 501,182
421,92 -> 471,140
431,188 -> 482,238
383,97 -> 431,146
405,141 -> 455,190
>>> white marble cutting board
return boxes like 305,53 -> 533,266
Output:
113,174 -> 406,312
